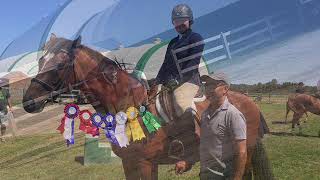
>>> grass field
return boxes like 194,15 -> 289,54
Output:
1,99 -> 320,180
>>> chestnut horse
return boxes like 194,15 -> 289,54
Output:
23,35 -> 272,180
286,93 -> 320,131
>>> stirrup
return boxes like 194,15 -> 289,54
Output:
168,139 -> 185,160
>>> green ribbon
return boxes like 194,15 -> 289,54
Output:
142,111 -> 162,133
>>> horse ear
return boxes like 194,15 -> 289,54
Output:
73,36 -> 82,48
50,33 -> 57,41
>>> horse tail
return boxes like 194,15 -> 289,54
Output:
251,139 -> 275,180
259,112 -> 269,137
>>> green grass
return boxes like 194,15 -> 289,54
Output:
1,99 -> 320,179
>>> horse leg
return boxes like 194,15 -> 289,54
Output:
291,112 -> 303,134
122,159 -> 140,180
303,112 -> 308,123
285,102 -> 290,124
243,147 -> 254,179
138,160 -> 158,180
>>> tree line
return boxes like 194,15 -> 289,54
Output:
230,79 -> 317,94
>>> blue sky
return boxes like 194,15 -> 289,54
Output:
0,0 -> 64,53
0,0 -> 238,56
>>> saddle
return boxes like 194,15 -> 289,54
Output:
154,84 -> 206,123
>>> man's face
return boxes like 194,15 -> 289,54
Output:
205,80 -> 229,102
173,18 -> 190,34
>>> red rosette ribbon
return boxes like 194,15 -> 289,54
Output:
64,104 -> 80,119
57,116 -> 66,134
79,110 -> 99,137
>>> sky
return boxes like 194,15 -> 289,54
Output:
0,0 -> 119,54
0,0 -> 238,56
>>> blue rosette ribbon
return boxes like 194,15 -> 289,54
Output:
104,113 -> 119,146
63,104 -> 80,146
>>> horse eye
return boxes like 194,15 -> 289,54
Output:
57,63 -> 65,70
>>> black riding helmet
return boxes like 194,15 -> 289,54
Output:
171,4 -> 194,25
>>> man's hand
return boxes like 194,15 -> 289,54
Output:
175,160 -> 192,174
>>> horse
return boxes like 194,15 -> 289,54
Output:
286,93 -> 320,131
22,34 -> 272,180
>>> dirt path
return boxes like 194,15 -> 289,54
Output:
4,103 -> 95,137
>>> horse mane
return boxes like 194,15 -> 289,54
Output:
78,45 -> 149,88
78,45 -> 122,69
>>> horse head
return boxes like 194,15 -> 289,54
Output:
23,34 -> 88,113
23,33 -> 145,114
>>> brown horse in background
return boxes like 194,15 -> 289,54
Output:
22,35 -> 272,180
286,93 -> 320,130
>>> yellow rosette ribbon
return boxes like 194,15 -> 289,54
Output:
126,106 -> 146,141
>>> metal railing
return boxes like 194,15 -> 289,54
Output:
172,11 -> 298,79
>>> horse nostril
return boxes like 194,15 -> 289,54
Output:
23,98 -> 37,113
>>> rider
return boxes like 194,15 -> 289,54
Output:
154,3 -> 204,172
155,4 -> 204,122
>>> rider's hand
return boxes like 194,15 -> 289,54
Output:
149,78 -> 159,88
175,160 -> 191,174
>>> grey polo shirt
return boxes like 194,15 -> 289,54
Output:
200,97 -> 246,174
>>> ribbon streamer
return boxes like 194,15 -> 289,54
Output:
57,104 -> 80,146
104,114 -> 119,145
115,112 -> 129,147
140,106 -> 162,133
126,107 -> 146,141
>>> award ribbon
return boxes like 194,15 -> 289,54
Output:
58,104 -> 79,146
79,110 -> 99,137
126,106 -> 146,141
104,113 -> 119,145
140,106 -> 162,133
115,112 -> 129,147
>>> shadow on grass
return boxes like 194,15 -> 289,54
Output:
269,131 -> 320,138
0,134 -> 83,169
75,156 -> 84,165
271,120 -> 292,124
0,143 -> 83,170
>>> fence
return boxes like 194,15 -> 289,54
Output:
172,10 -> 300,79
249,93 -> 289,104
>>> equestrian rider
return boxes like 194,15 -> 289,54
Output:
155,4 -> 204,125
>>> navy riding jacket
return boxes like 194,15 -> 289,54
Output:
156,29 -> 204,85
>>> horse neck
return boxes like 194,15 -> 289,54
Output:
73,47 -> 105,82
73,48 -> 148,113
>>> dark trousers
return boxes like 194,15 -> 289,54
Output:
200,165 -> 232,180
200,171 -> 230,180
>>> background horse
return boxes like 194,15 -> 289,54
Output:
23,34 -> 272,180
286,93 -> 320,131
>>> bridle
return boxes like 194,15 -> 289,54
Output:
31,47 -> 78,100
31,43 -> 122,103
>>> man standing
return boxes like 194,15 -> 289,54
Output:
200,73 -> 247,180
0,78 -> 12,142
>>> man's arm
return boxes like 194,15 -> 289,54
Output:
229,111 -> 247,180
233,139 -> 247,180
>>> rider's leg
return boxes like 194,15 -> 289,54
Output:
173,82 -> 199,117
169,82 -> 200,163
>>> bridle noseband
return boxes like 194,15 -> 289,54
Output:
31,47 -> 78,100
